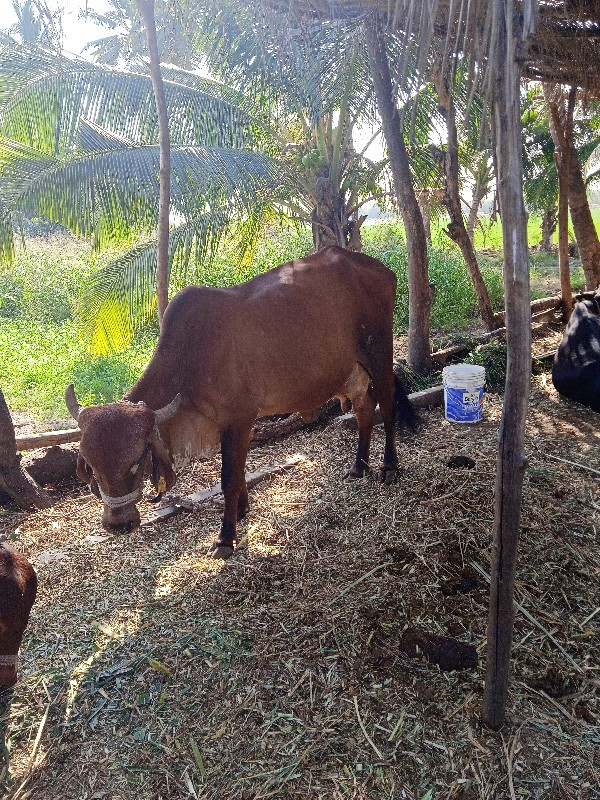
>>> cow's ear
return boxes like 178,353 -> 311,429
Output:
149,430 -> 176,494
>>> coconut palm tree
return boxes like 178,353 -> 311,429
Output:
3,0 -> 62,49
521,90 -> 559,251
0,42 -> 284,353
83,0 -> 197,68
189,0 -> 399,252
544,83 -> 600,289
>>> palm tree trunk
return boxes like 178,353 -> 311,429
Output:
0,390 -> 51,510
545,84 -> 600,291
312,173 -> 363,251
556,153 -> 572,320
432,67 -> 498,331
416,191 -> 433,244
467,165 -> 491,244
540,205 -> 557,252
567,136 -> 600,289
136,0 -> 171,324
481,2 -> 532,732
365,19 -> 431,374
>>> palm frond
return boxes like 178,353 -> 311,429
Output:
77,118 -> 135,151
0,135 -> 285,252
0,42 -> 264,152
75,211 -> 231,355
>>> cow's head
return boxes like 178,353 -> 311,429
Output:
0,545 -> 37,687
65,385 -> 181,533
575,289 -> 600,311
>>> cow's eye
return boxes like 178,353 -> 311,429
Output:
130,462 -> 139,475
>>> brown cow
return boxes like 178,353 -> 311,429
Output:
65,246 -> 416,558
0,543 -> 37,687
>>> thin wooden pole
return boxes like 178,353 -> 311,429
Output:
545,83 -> 574,321
482,1 -> 532,730
364,17 -> 432,374
135,0 -> 171,325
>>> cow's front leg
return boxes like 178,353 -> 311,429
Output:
210,423 -> 253,559
346,387 -> 376,479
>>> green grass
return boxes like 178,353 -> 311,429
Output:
0,318 -> 155,420
362,223 -> 504,332
469,207 -> 600,250
0,235 -> 96,322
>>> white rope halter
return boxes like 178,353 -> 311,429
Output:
98,485 -> 142,509
0,654 -> 18,666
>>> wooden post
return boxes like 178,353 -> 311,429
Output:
481,2 -> 532,730
364,17 -> 432,374
0,390 -> 52,509
135,0 -> 171,325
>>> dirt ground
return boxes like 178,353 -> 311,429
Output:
1,331 -> 599,800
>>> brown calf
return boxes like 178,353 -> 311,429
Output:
0,543 -> 37,687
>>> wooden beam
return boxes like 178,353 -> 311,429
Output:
431,312 -> 555,366
140,455 -> 304,527
16,428 -> 81,452
335,384 -> 444,430
492,293 -> 563,326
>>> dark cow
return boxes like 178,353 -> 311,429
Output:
0,543 -> 37,687
552,290 -> 600,412
65,246 -> 416,558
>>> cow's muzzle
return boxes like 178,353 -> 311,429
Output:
101,504 -> 141,534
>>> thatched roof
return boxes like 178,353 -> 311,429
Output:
263,1 -> 600,94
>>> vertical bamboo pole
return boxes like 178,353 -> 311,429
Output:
135,0 -> 171,325
481,1 -> 532,730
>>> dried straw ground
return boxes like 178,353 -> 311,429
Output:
1,333 -> 599,800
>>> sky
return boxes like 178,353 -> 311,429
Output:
4,0 -> 117,56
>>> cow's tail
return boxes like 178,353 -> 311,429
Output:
394,374 -> 419,430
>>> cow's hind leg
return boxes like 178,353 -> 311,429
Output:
371,369 -> 400,485
210,423 -> 253,559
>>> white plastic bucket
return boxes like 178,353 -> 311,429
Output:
442,364 -> 486,423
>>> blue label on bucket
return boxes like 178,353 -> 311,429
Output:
444,385 -> 484,423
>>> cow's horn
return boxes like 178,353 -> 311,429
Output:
65,384 -> 83,421
154,393 -> 182,425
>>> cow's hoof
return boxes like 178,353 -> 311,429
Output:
345,466 -> 369,480
377,467 -> 398,485
209,544 -> 235,560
